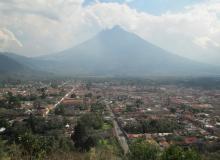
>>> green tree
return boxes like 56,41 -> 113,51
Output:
71,113 -> 102,152
0,118 -> 9,128
5,121 -> 30,143
0,139 -> 9,160
80,113 -> 103,130
85,93 -> 92,98
26,115 -> 64,134
161,146 -> 184,160
84,136 -> 96,151
170,108 -> 177,114
58,137 -> 74,152
19,132 -> 57,159
6,92 -> 21,108
39,87 -> 47,99
54,104 -> 65,115
71,123 -> 87,151
184,148 -> 201,160
161,146 -> 201,160
135,99 -> 143,108
129,139 -> 160,160
91,103 -> 105,113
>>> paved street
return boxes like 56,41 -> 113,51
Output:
46,84 -> 77,116
107,104 -> 129,154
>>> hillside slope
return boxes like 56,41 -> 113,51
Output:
41,26 -> 219,76
0,54 -> 53,80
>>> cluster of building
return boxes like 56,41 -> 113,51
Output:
1,80 -> 220,150
0,81 -> 73,117
90,82 -> 220,149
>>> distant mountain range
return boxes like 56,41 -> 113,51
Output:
0,26 -> 220,78
0,53 -> 52,80
0,54 -> 28,74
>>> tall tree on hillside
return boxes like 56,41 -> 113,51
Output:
0,139 -> 9,160
129,139 -> 160,160
161,146 -> 201,160
71,123 -> 86,151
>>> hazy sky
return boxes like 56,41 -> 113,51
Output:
0,0 -> 220,65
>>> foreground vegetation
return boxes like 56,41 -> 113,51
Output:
129,139 -> 201,160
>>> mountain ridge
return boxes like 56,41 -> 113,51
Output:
39,26 -> 220,76
0,54 -> 29,73
0,53 -> 54,80
1,26 -> 219,77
